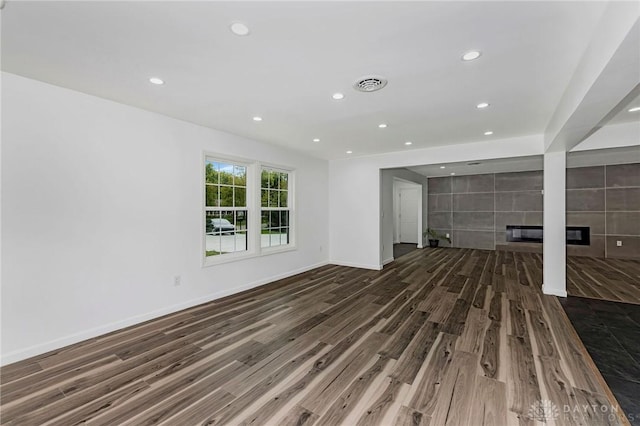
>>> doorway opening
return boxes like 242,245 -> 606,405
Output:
393,178 -> 423,258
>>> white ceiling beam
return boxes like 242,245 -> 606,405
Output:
544,3 -> 640,153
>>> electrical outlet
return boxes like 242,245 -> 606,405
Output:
174,275 -> 182,286
616,240 -> 623,247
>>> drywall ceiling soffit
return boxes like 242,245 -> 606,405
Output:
572,121 -> 640,152
408,145 -> 639,177
544,6 -> 640,153
1,1 -> 608,159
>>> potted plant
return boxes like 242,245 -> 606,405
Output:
423,228 -> 451,248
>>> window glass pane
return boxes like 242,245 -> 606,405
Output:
205,184 -> 220,207
282,211 -> 289,227
219,163 -> 234,185
280,228 -> 289,245
234,165 -> 246,187
219,186 -> 233,207
205,211 -> 222,256
220,210 -> 234,224
261,170 -> 270,189
279,173 -> 288,190
236,231 -> 248,252
235,211 -> 248,232
269,190 -> 279,208
270,211 -> 281,228
279,191 -> 288,208
235,187 -> 246,207
205,161 -> 219,184
261,189 -> 269,208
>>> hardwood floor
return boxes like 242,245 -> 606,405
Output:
0,248 -> 630,425
567,256 -> 640,305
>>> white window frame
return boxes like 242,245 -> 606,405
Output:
202,152 -> 296,267
259,165 -> 296,254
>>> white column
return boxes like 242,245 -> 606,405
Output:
542,151 -> 567,297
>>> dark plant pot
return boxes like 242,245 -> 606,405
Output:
428,239 -> 439,248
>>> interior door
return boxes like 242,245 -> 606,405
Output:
399,188 -> 418,244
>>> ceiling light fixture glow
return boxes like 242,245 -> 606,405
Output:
484,131 -> 494,136
462,51 -> 481,61
629,106 -> 640,112
440,166 -> 446,169
450,172 -> 456,175
149,77 -> 164,85
346,150 -> 353,154
476,102 -> 490,109
252,116 -> 262,122
378,123 -> 387,128
230,22 -> 250,36
332,93 -> 344,100
405,141 -> 412,146
313,138 -> 320,142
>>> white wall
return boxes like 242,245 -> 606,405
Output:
329,135 -> 545,270
1,73 -> 329,364
382,170 -> 427,264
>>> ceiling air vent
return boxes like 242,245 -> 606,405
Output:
353,75 -> 388,93
467,162 -> 482,166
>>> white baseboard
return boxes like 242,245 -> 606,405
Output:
329,260 -> 383,271
382,257 -> 395,266
0,261 -> 330,366
542,284 -> 567,298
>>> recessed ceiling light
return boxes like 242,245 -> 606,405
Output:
405,141 -> 412,146
230,22 -> 250,36
149,77 -> 164,85
476,102 -> 490,109
378,123 -> 388,128
462,51 -> 481,61
346,150 -> 353,154
313,138 -> 320,142
440,166 -> 446,169
252,116 -> 262,122
629,106 -> 640,112
332,93 -> 345,100
450,172 -> 456,175
484,131 -> 494,136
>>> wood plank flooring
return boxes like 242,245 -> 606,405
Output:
567,256 -> 640,305
0,249 -> 630,425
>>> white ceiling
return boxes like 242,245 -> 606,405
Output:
1,1 -> 610,159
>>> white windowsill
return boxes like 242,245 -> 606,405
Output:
202,244 -> 297,268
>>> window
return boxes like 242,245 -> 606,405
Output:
261,167 -> 291,249
204,159 -> 248,258
203,154 -> 294,264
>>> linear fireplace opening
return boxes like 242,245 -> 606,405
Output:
506,225 -> 590,246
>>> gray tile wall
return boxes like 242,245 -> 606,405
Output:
428,173 -> 498,251
427,162 -> 640,259
495,171 -> 544,250
605,163 -> 639,259
566,163 -> 640,259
